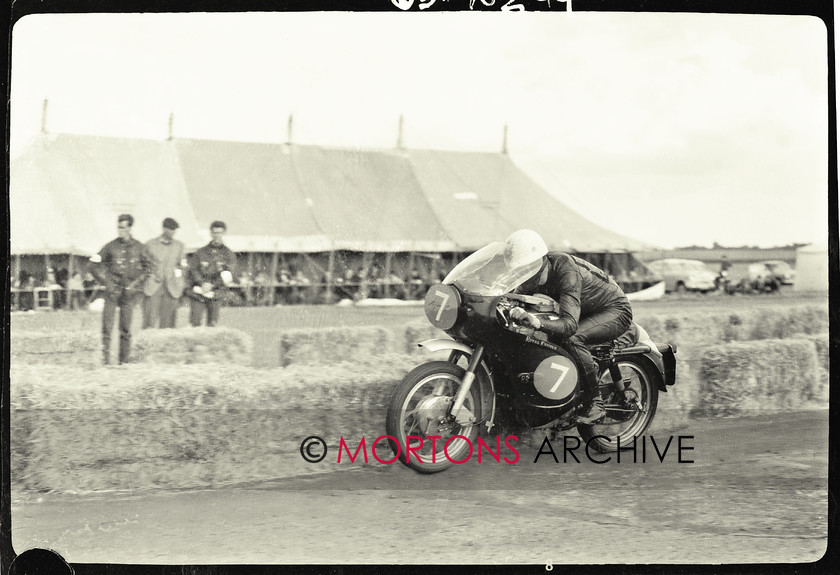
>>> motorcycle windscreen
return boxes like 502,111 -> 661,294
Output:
443,242 -> 543,296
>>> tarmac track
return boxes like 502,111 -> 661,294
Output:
10,410 -> 828,566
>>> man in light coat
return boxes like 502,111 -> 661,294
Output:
142,217 -> 186,329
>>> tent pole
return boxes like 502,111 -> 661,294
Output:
269,251 -> 279,306
67,255 -> 74,310
41,99 -> 49,134
361,252 -> 371,298
383,251 -> 393,299
248,252 -> 255,304
13,255 -> 20,309
325,250 -> 336,304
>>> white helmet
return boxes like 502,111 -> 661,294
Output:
503,229 -> 548,270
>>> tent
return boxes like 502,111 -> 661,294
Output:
10,133 -> 206,255
9,133 -> 662,301
794,241 -> 830,292
11,133 -> 656,255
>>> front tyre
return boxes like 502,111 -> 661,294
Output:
578,356 -> 659,453
385,361 -> 481,473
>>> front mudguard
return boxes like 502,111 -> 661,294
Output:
418,338 -> 497,431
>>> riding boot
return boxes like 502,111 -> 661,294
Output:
576,357 -> 606,424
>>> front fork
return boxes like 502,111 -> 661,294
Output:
449,344 -> 485,419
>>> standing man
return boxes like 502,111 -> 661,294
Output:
188,220 -> 237,327
143,217 -> 186,329
90,214 -> 157,365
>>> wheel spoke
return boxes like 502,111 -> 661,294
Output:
388,364 -> 479,471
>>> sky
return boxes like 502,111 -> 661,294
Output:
9,11 -> 831,249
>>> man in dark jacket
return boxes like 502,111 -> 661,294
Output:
90,214 -> 157,365
188,221 -> 237,327
505,229 -> 633,424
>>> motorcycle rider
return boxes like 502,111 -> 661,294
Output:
504,229 -> 633,424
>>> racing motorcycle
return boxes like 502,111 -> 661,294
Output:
385,241 -> 677,473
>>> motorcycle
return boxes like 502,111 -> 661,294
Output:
385,241 -> 677,473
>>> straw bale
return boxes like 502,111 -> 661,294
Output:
634,303 -> 828,361
695,339 -> 822,416
277,325 -> 395,367
403,320 -> 448,355
131,327 -> 252,365
10,330 -> 101,368
10,358 -> 420,493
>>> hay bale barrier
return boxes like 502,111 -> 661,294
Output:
403,320 -> 448,355
633,303 -> 828,353
10,357 -> 420,494
277,325 -> 395,367
131,326 -> 253,365
9,301 -> 830,494
695,339 -> 826,417
10,330 -> 102,368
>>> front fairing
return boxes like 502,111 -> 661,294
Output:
424,242 -> 543,345
443,242 -> 543,296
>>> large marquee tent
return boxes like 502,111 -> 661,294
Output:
10,132 -> 659,298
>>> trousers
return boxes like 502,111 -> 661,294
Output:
190,297 -> 221,327
567,303 -> 633,395
102,288 -> 142,364
143,289 -> 180,329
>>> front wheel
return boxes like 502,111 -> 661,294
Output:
385,361 -> 481,473
578,356 -> 659,453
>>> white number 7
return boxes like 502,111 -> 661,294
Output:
549,363 -> 570,393
434,290 -> 450,321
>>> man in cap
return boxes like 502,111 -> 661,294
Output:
504,229 -> 633,424
142,217 -> 186,329
90,214 -> 157,365
188,220 -> 237,327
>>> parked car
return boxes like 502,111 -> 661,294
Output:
740,260 -> 795,293
748,260 -> 796,285
645,259 -> 718,294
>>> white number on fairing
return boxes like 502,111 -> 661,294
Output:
549,363 -> 570,393
434,290 -> 450,321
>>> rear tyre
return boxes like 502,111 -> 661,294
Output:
578,356 -> 659,453
385,361 -> 481,473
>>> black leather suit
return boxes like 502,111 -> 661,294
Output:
516,252 -> 633,393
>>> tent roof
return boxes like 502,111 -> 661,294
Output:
10,133 -> 657,255
10,134 -> 205,255
796,241 -> 830,254
407,149 -> 654,252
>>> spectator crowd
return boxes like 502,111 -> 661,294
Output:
11,258 -> 445,311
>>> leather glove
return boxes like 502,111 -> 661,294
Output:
510,307 -> 542,330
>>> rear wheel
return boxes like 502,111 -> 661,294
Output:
578,356 -> 659,453
385,361 -> 481,473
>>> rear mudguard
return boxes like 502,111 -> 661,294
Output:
418,339 -> 497,431
614,342 -> 677,392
